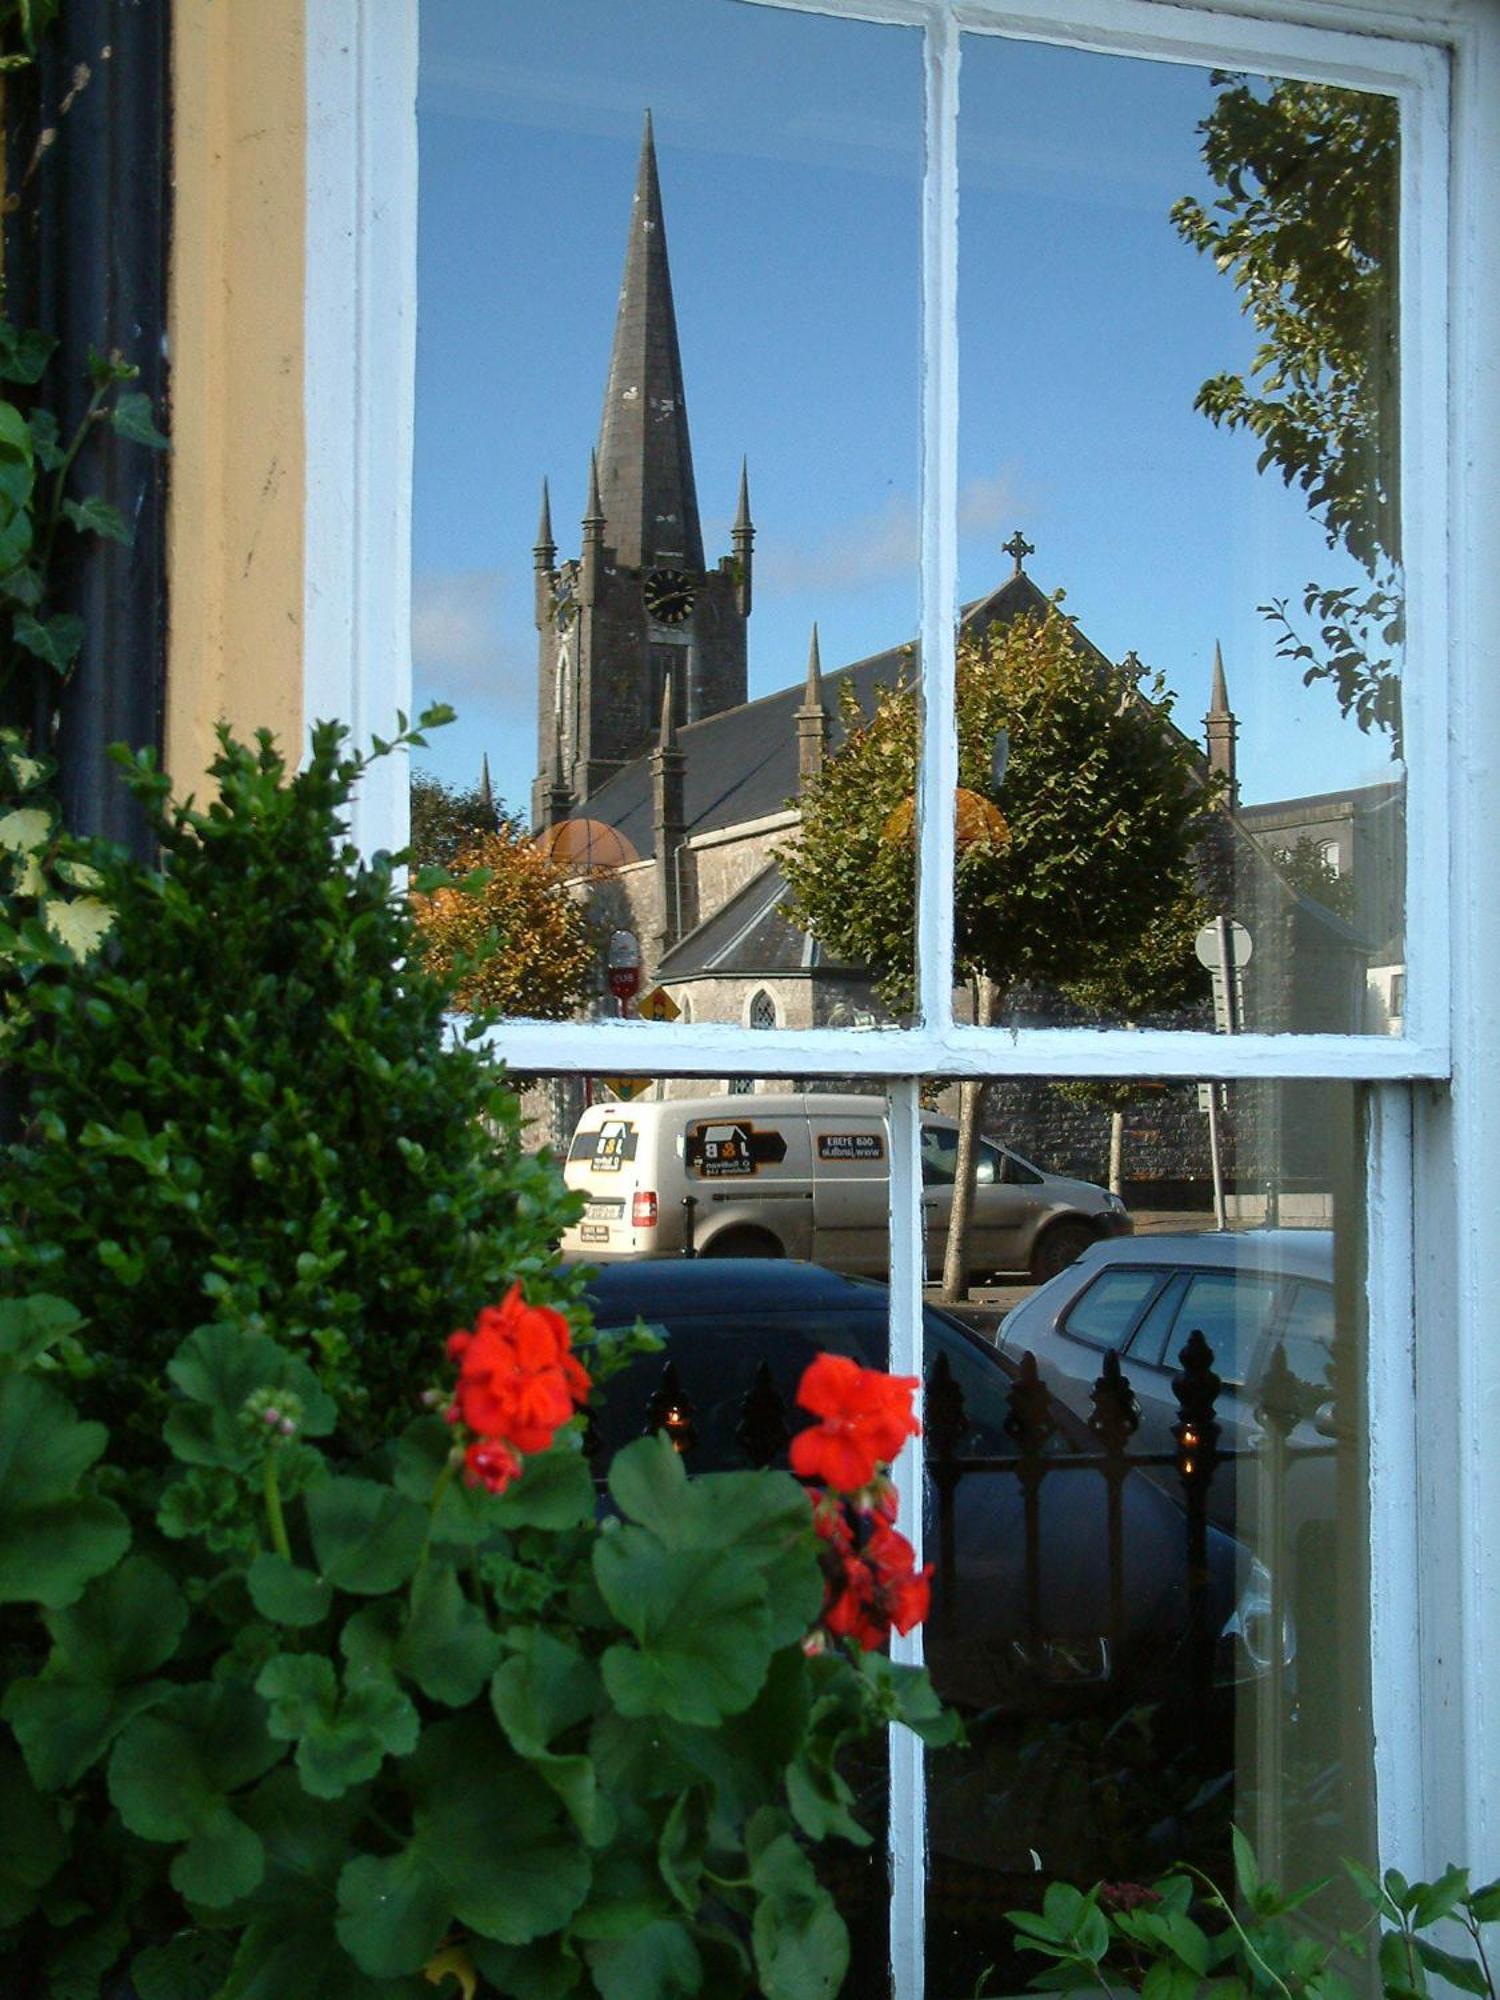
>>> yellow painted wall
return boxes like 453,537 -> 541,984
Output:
167,0 -> 305,788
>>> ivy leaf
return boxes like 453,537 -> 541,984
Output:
256,1652 -> 419,1799
335,1719 -> 591,1976
14,610 -> 85,672
40,893 -> 115,961
247,1553 -> 333,1628
107,1682 -> 282,1906
111,389 -> 170,448
306,1476 -> 427,1594
3,1553 -> 187,1789
0,1371 -> 130,1607
0,805 -> 52,854
596,1535 -> 771,1726
62,495 -> 132,545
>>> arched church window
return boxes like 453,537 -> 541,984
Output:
748,989 -> 777,1031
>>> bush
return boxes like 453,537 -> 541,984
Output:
0,714 -> 580,1439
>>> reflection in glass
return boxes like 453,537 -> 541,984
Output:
956,40 -> 1404,1035
923,1078 -> 1371,1999
414,0 -> 919,1026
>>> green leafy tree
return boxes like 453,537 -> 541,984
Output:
408,770 -> 504,871
0,712 -> 581,1437
1171,75 -> 1402,746
781,608 -> 1206,1296
1272,834 -> 1355,922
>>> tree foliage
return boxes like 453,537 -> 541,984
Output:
408,771 -> 504,872
1171,74 -> 1402,746
779,608 -> 1207,1020
1271,834 -> 1355,922
412,824 -> 598,1020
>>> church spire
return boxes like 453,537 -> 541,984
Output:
1204,640 -> 1238,810
594,110 -> 704,572
796,624 -> 829,788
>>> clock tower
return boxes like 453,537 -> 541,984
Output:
533,112 -> 752,826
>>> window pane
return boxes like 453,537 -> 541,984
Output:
413,0 -> 920,1028
927,1077 -> 1372,1997
947,40 -> 1404,1038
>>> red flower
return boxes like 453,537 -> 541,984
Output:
446,1284 -> 592,1488
790,1353 -> 920,1493
807,1485 -> 932,1651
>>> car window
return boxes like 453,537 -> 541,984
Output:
920,1124 -> 956,1185
1124,1272 -> 1191,1368
924,1316 -> 1015,1452
1002,1149 -> 1044,1186
1278,1280 -> 1335,1392
1059,1268 -> 1164,1350
976,1139 -> 1000,1187
1154,1272 -> 1281,1386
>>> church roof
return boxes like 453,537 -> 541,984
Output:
582,567 -> 1047,860
594,111 -> 704,571
656,857 -> 863,981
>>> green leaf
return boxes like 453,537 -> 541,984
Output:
469,1936 -> 581,2000
1412,1940 -> 1490,1995
749,1828 -> 850,2000
1232,1826 -> 1263,1906
14,609 -> 85,672
256,1651 -> 419,1798
597,1534 -> 771,1725
492,1628 -> 601,1755
165,1322 -> 336,1471
393,1417 -> 499,1547
247,1552 -> 333,1627
62,495 -> 132,544
1412,1865 -> 1470,1929
658,1787 -> 709,1911
307,1476 -> 427,1594
1469,1879 -> 1500,1924
0,397 -> 34,457
132,1932 -> 237,2000
334,1719 -> 591,1976
0,1742 -> 66,1924
0,327 -> 56,384
0,1292 -> 83,1369
1142,1961 -> 1202,2000
111,389 -> 170,448
107,1681 -> 283,1906
403,1562 -> 501,1705
586,1919 -> 702,2000
490,1442 -> 595,1530
0,1371 -> 130,1607
3,1553 -> 186,1788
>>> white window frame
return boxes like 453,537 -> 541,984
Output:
303,0 -> 1500,1986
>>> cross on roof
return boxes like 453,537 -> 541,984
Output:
1002,529 -> 1035,574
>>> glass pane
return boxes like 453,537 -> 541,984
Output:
946,41 -> 1403,1037
550,1070 -> 900,1999
923,1076 -> 1373,1997
413,0 -> 920,1025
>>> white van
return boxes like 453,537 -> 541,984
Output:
560,1092 -> 1131,1284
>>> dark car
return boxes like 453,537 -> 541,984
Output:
579,1259 -> 1275,1713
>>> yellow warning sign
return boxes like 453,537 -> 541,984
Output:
597,1077 -> 652,1102
637,985 -> 682,1023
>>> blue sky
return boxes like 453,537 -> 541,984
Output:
412,0 -> 1401,816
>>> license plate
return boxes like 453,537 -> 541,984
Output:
579,1223 -> 611,1243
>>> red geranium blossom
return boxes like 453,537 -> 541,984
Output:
790,1352 -> 920,1492
446,1283 -> 591,1481
808,1482 -> 933,1652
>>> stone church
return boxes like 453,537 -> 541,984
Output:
520,115 -> 1401,1186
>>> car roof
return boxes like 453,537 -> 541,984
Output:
1065,1229 -> 1333,1281
577,1256 -> 892,1316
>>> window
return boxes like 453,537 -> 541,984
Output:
304,0 -> 1500,1992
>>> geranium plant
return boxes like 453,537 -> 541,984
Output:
0,1286 -> 952,2000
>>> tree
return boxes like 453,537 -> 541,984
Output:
1171,76 -> 1402,747
780,607 -> 1207,1296
409,769 -> 503,869
413,822 -> 597,1019
1271,834 -> 1355,922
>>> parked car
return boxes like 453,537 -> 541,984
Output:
562,1091 -> 1130,1283
577,1258 -> 1276,1714
996,1229 -> 1339,1542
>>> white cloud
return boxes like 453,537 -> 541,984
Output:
753,471 -> 1025,598
410,570 -> 533,725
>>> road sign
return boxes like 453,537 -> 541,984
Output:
597,1077 -> 651,1102
1194,918 -> 1253,971
638,985 -> 681,1023
607,964 -> 641,1002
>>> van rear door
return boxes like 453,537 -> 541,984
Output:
809,1109 -> 890,1276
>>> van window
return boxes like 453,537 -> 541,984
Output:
921,1125 -> 1001,1186
569,1119 -> 639,1167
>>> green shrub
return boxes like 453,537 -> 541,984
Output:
0,713 -> 580,1439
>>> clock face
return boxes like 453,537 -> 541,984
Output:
643,567 -> 695,627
